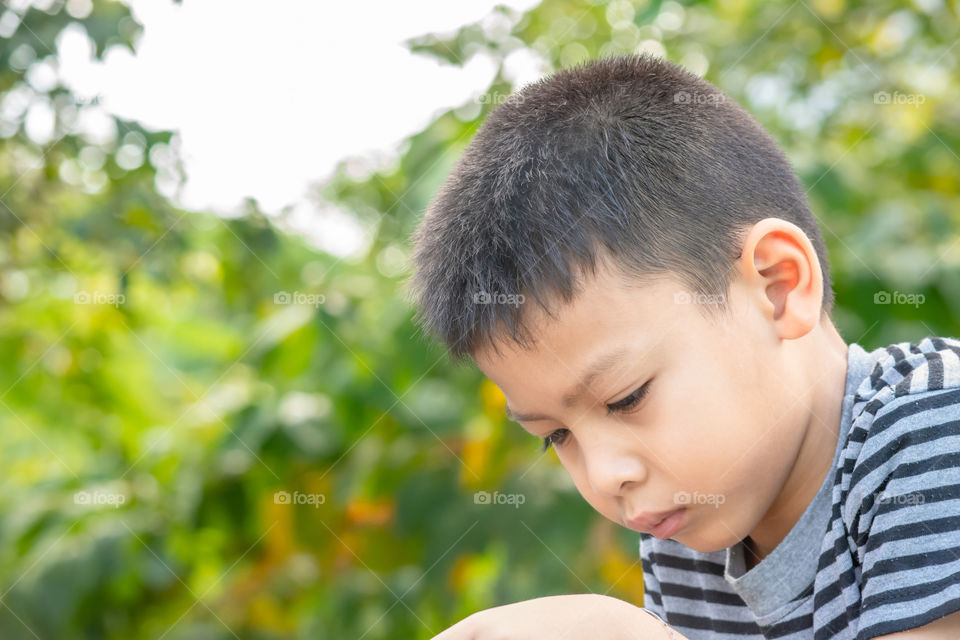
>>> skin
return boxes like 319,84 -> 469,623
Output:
474,217 -> 849,559
430,594 -> 693,640
433,217 -> 960,638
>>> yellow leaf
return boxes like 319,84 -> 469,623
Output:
249,594 -> 294,632
809,0 -> 844,20
600,545 -> 647,607
346,497 -> 394,526
479,379 -> 506,420
460,416 -> 495,487
263,490 -> 296,562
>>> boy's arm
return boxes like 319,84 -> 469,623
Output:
852,388 -> 960,639
872,609 -> 960,639
430,593 -> 690,639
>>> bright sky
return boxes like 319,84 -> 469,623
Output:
55,0 -> 543,255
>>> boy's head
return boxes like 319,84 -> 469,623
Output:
408,54 -> 846,552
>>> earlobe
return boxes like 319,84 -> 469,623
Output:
736,218 -> 823,340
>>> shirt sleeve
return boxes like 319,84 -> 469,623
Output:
853,387 -> 960,640
639,532 -> 668,619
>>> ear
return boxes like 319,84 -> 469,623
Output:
734,218 -> 824,340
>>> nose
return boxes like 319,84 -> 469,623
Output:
579,424 -> 647,497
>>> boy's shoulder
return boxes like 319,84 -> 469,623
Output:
849,335 -> 960,426
842,335 -> 960,484
841,335 -> 960,502
835,335 -> 960,637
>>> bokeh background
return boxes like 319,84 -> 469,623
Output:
1,0 -> 959,638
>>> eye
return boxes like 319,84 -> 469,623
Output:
540,428 -> 570,453
605,380 -> 652,416
539,380 -> 653,452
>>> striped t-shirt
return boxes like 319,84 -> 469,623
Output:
639,336 -> 960,640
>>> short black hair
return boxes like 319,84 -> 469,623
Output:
408,53 -> 835,363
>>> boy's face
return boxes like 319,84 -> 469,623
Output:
473,256 -> 814,553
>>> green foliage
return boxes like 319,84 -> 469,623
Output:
0,0 -> 958,638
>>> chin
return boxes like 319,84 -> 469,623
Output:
672,527 -> 741,553
677,537 -> 731,553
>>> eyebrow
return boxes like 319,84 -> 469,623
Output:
504,347 -> 630,423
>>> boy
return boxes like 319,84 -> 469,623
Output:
408,55 -> 960,639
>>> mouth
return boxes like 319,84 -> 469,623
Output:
625,508 -> 688,539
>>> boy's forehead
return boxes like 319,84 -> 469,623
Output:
534,270 -> 679,336
472,276 -> 678,374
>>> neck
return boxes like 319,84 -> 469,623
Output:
744,319 -> 849,567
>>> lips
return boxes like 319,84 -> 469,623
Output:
625,508 -> 682,532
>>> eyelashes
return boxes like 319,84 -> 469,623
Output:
605,380 -> 652,416
540,380 -> 653,453
541,428 -> 570,452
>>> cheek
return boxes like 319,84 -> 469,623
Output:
653,372 -> 762,489
669,390 -> 786,512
